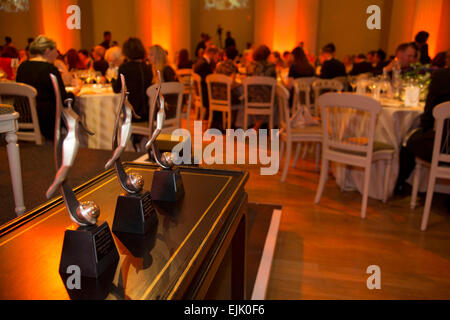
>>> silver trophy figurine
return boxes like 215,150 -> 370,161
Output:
145,70 -> 185,202
106,74 -> 157,235
48,74 -> 119,278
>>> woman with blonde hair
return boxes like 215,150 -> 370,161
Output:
16,35 -> 78,141
148,45 -> 177,83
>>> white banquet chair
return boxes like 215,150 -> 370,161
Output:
314,93 -> 395,218
277,84 -> 322,182
206,74 -> 241,129
311,79 -> 343,117
410,101 -> 450,230
242,76 -> 277,130
132,81 -> 184,138
291,78 -> 320,169
176,68 -> 193,128
0,82 -> 42,145
192,73 -> 206,121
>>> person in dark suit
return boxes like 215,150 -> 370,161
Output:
194,45 -> 219,120
319,43 -> 346,79
349,54 -> 373,75
395,50 -> 450,194
225,31 -> 236,49
371,49 -> 388,75
415,31 -> 431,65
99,31 -> 112,50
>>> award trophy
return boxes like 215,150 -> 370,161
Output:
47,74 -> 119,279
145,71 -> 185,202
105,74 -> 158,235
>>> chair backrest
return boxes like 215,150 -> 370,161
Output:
293,78 -> 311,115
243,76 -> 277,110
312,79 -> 344,116
176,68 -> 193,95
431,101 -> 450,167
296,76 -> 317,86
192,72 -> 203,107
206,73 -> 232,107
0,82 -> 42,145
318,92 -> 381,163
276,83 -> 292,137
146,81 -> 184,133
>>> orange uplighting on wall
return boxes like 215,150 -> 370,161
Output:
272,0 -> 298,53
411,0 -> 444,58
136,0 -> 152,48
150,0 -> 172,54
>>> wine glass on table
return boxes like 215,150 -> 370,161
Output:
349,76 -> 358,92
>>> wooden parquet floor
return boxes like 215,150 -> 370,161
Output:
208,153 -> 450,300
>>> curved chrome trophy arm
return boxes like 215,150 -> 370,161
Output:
145,71 -> 174,170
46,74 -> 98,226
104,74 -> 143,194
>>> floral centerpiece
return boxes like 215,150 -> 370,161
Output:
402,63 -> 437,101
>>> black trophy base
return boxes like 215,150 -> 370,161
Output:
59,221 -> 119,279
151,167 -> 185,202
112,191 -> 158,235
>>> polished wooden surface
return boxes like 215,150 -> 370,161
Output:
216,157 -> 450,299
0,163 -> 248,300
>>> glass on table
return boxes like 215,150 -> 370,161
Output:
348,76 -> 358,92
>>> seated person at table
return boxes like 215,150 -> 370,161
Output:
286,46 -> 315,88
194,45 -> 219,120
149,45 -> 179,119
247,45 -> 277,129
349,54 -> 373,76
92,45 -> 109,76
0,54 -> 14,80
149,45 -> 177,83
113,37 -> 152,122
65,48 -> 86,71
371,49 -> 388,75
383,42 -> 418,74
105,46 -> 123,82
16,35 -> 78,141
78,49 -> 93,69
215,46 -> 241,105
176,49 -> 193,70
395,50 -> 450,195
319,43 -> 346,79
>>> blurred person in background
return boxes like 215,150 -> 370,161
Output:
65,48 -> 86,71
349,54 -> 373,75
176,49 -> 193,69
78,49 -> 93,69
318,43 -> 346,79
149,45 -> 177,83
113,37 -> 152,122
100,31 -> 112,50
384,42 -> 418,74
92,45 -> 109,76
286,46 -> 315,89
105,46 -> 123,81
415,31 -> 431,65
16,35 -> 79,141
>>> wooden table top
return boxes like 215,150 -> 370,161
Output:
0,163 -> 248,300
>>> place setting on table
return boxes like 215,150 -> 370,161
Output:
333,73 -> 427,200
65,71 -> 121,151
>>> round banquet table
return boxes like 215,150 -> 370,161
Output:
334,96 -> 424,200
68,85 -> 122,150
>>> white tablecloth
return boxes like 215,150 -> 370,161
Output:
334,98 -> 423,200
74,87 -> 121,150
